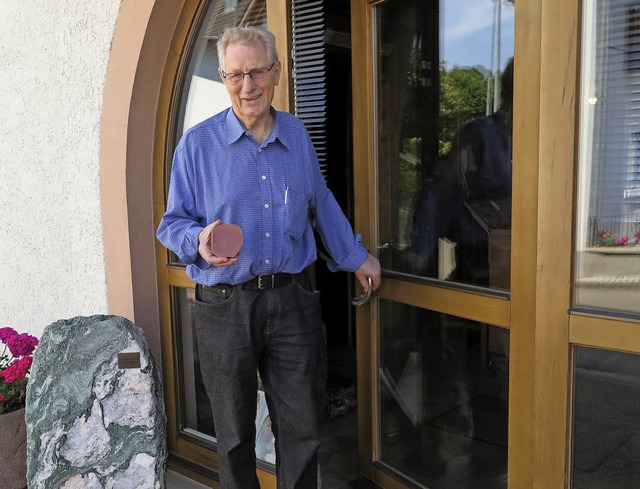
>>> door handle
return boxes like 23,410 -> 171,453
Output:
352,277 -> 373,306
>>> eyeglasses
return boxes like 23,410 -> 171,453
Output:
221,63 -> 275,84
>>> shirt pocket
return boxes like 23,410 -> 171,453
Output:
285,189 -> 311,240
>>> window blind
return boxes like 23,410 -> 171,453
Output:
291,0 -> 328,179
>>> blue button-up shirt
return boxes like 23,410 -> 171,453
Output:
156,107 -> 368,286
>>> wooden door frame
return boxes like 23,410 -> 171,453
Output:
350,1 -> 376,481
509,0 -> 577,487
350,0 -> 582,488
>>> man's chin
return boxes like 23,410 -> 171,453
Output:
241,107 -> 268,119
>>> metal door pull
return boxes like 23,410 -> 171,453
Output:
352,277 -> 373,306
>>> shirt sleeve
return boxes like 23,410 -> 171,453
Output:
306,136 -> 369,273
156,142 -> 205,265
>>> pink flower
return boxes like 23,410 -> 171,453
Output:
0,327 -> 37,415
0,356 -> 33,383
6,333 -> 38,358
0,327 -> 17,343
617,236 -> 629,246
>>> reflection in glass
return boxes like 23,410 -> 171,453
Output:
175,287 -> 216,438
575,0 -> 640,315
571,347 -> 640,488
378,300 -> 509,488
174,287 -> 277,464
374,0 -> 514,291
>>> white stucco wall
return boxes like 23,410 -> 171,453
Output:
0,0 -> 122,338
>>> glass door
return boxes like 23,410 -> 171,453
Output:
351,0 -> 514,487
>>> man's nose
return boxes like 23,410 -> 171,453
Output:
241,74 -> 256,88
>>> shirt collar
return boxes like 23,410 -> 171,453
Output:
225,107 -> 290,150
270,110 -> 291,150
225,108 -> 247,144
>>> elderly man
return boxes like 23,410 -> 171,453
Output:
157,26 -> 380,488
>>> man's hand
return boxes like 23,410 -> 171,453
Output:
198,220 -> 239,267
355,253 -> 381,292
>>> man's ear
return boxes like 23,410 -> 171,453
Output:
273,61 -> 282,86
218,68 -> 225,82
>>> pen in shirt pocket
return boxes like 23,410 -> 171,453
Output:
285,186 -> 289,204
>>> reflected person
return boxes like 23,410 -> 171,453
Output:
410,59 -> 513,286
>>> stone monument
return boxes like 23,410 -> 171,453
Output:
25,315 -> 167,488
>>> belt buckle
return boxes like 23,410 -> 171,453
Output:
257,274 -> 274,289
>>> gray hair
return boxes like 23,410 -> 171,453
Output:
217,27 -> 279,71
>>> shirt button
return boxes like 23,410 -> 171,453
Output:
262,175 -> 267,180
265,259 -> 270,264
265,232 -> 270,237
258,148 -> 262,153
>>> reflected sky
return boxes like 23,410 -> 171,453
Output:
442,0 -> 514,71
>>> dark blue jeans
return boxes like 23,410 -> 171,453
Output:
195,274 -> 323,489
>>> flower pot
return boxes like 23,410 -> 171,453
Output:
0,407 -> 27,489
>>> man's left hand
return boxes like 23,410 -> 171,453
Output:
355,253 -> 381,292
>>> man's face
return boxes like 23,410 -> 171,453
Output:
220,41 -> 280,127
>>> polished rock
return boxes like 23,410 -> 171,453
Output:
25,315 -> 166,489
